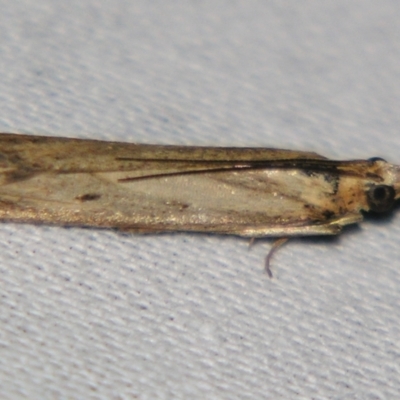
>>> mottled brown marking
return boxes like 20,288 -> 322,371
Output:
165,200 -> 189,211
322,210 -> 335,220
76,193 -> 102,202
5,169 -> 37,183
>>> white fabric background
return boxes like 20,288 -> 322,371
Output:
1,1 -> 400,399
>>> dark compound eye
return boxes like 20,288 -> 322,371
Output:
368,157 -> 387,163
367,185 -> 395,212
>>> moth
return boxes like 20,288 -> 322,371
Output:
0,133 -> 399,275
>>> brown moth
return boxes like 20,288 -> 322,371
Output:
0,133 -> 399,275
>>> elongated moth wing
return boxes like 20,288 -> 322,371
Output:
0,133 -> 399,237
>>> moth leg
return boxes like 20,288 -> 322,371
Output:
239,223 -> 342,237
263,213 -> 363,278
328,213 -> 363,227
265,237 -> 289,278
248,237 -> 256,248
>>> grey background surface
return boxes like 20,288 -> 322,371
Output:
1,1 -> 400,399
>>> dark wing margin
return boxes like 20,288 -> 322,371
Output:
117,158 -> 371,182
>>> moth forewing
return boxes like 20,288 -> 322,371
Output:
0,133 -> 398,244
